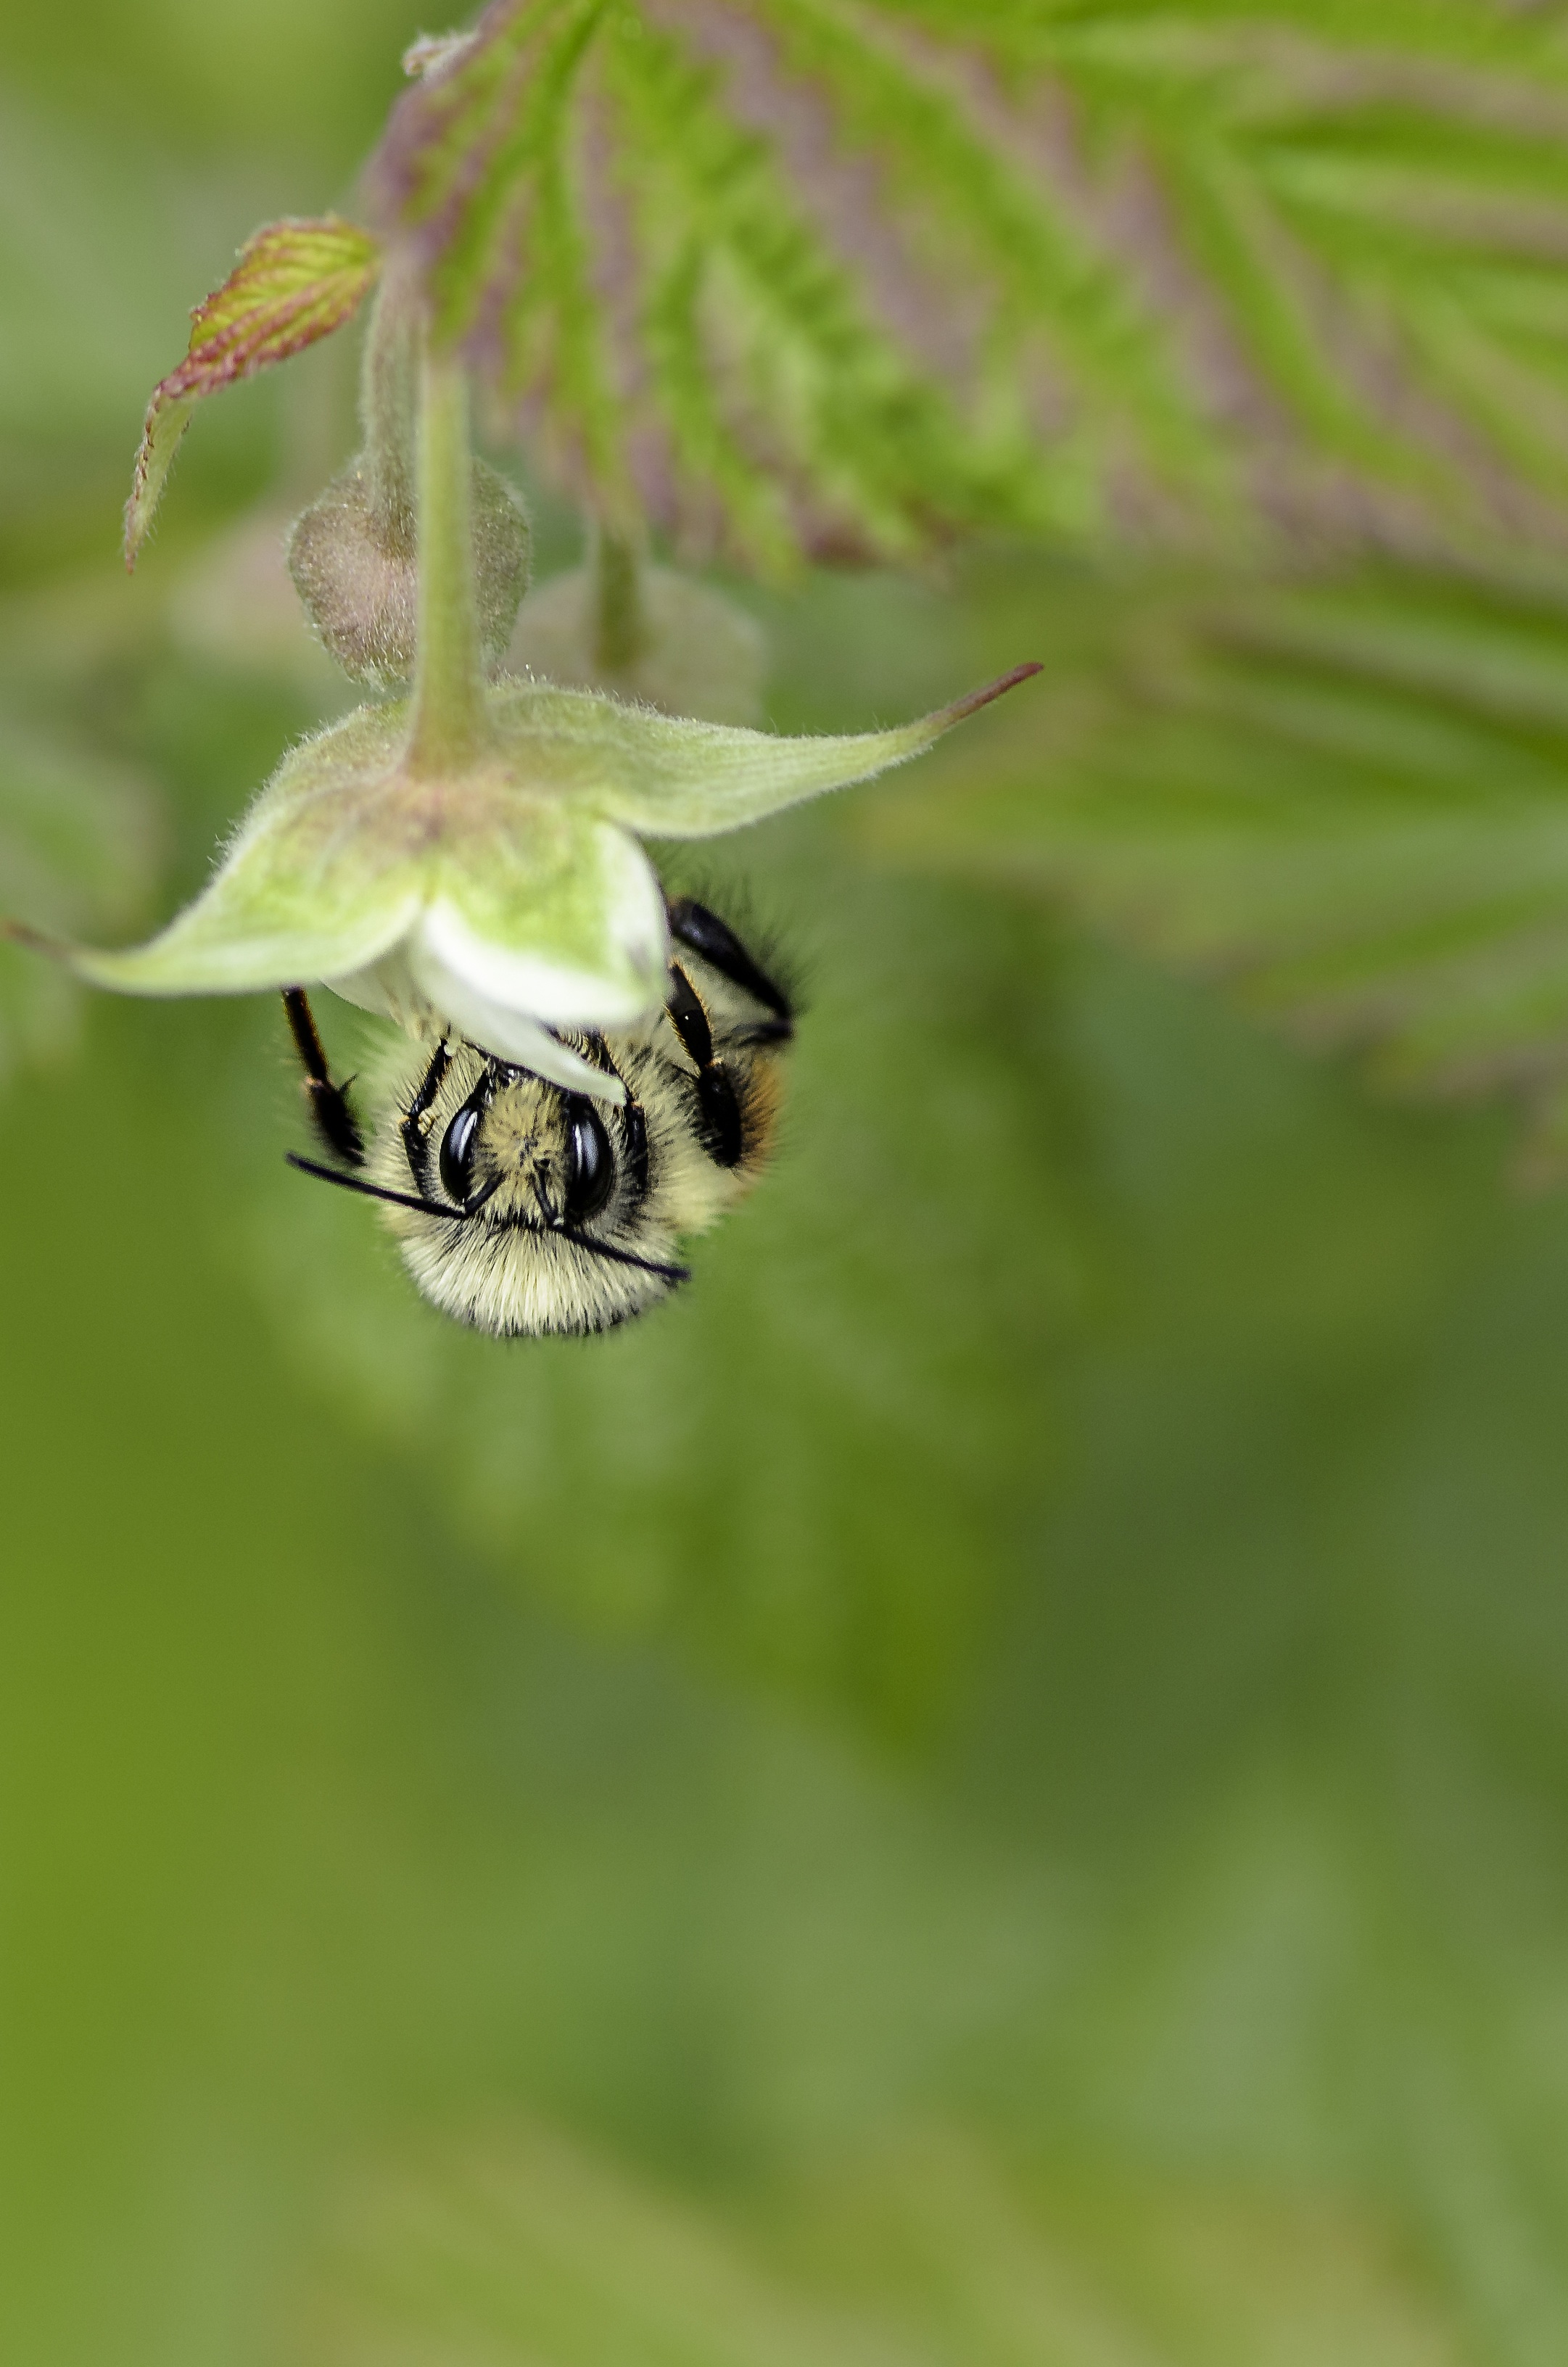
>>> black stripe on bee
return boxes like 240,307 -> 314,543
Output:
695,1065 -> 744,1169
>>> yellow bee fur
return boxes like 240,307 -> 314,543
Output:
283,897 -> 793,1337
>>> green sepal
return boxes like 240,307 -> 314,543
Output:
57,695 -> 670,1062
70,709 -> 419,994
488,666 -> 1042,839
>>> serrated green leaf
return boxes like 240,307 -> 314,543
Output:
125,215 -> 381,569
862,556 -> 1568,1172
367,0 -> 1229,569
369,1 -> 1568,571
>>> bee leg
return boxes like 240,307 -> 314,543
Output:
590,1036 -> 651,1204
281,988 -> 365,1168
398,1037 -> 451,1194
667,897 -> 794,1036
664,962 -> 715,1068
666,964 -> 744,1168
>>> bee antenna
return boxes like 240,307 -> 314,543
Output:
284,1153 -> 690,1286
286,1152 -> 466,1219
556,1231 -> 691,1287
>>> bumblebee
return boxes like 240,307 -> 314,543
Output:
283,896 -> 794,1335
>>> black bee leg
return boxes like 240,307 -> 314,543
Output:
666,963 -> 744,1169
399,1036 -> 451,1193
282,988 -> 365,1168
588,1038 -> 651,1205
665,963 -> 715,1069
667,896 -> 794,1036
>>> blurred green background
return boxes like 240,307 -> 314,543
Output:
7,6 -> 1568,2365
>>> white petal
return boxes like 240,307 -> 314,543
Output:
406,928 -> 628,1103
418,893 -> 662,1028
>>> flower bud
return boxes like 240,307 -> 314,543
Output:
286,271 -> 529,687
287,453 -> 529,687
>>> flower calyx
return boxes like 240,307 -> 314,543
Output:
59,662 -> 1042,1102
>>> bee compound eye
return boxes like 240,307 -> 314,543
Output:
563,1098 -> 615,1224
439,1099 -> 484,1206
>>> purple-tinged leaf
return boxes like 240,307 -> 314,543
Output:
125,215 -> 382,569
366,0 -> 1568,573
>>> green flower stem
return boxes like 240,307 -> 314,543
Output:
360,273 -> 418,553
592,528 -> 648,674
406,344 -> 493,777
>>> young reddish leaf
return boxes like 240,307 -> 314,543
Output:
125,215 -> 382,569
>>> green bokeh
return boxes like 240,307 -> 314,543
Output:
4,9 -> 1568,2367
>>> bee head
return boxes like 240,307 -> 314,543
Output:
424,1057 -> 625,1236
355,1040 -> 678,1337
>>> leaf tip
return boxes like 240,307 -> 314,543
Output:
123,388 -> 191,570
935,662 -> 1043,730
1,917 -> 68,960
122,218 -> 381,565
403,29 -> 479,81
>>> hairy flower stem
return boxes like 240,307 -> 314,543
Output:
407,347 -> 493,777
592,528 -> 648,674
360,271 -> 419,554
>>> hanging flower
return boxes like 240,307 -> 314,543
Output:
15,305 -> 1039,1101
66,660 -> 1036,1101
